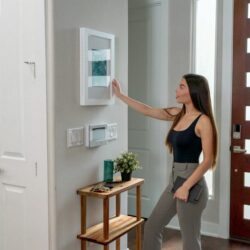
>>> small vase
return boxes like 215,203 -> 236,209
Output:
103,160 -> 114,182
121,171 -> 132,181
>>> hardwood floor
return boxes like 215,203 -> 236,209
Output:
128,226 -> 250,250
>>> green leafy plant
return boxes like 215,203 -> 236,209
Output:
114,151 -> 142,173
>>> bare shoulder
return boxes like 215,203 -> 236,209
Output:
199,114 -> 212,125
196,114 -> 213,135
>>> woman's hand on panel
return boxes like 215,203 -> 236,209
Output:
112,79 -> 123,97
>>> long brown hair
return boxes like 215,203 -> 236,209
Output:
165,74 -> 218,169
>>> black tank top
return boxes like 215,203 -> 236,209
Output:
168,114 -> 202,163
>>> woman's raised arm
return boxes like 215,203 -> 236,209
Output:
112,79 -> 180,121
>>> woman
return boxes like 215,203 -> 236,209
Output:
112,74 -> 217,250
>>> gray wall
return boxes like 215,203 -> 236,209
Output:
50,1 -> 128,249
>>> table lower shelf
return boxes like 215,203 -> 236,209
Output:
77,214 -> 144,245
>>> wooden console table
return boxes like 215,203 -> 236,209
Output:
76,178 -> 144,250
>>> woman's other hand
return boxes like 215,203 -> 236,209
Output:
173,185 -> 189,202
112,79 -> 123,97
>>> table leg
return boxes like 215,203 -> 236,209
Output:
136,185 -> 142,250
136,186 -> 141,220
104,245 -> 109,250
116,194 -> 120,216
81,240 -> 87,250
81,196 -> 87,233
116,239 -> 120,250
136,224 -> 142,250
81,196 -> 87,250
103,198 -> 109,240
115,194 -> 121,250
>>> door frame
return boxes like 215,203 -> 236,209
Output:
45,0 -> 57,249
217,0 -> 233,239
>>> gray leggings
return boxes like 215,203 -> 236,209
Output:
143,162 -> 209,250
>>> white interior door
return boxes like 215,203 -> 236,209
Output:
128,3 -> 168,218
0,1 -> 49,250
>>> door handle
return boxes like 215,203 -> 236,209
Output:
232,145 -> 247,153
24,61 -> 36,78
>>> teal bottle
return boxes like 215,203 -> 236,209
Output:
103,159 -> 114,182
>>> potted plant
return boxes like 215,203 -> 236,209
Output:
114,151 -> 142,181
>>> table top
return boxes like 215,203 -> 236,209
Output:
77,178 -> 144,198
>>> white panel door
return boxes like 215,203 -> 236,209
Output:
0,0 -> 49,250
128,3 -> 168,218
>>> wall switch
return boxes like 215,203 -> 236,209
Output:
107,123 -> 118,141
67,127 -> 84,148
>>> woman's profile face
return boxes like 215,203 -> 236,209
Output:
175,78 -> 192,104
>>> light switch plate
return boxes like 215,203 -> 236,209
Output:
107,123 -> 118,141
67,127 -> 84,148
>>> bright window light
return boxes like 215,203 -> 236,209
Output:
194,0 -> 217,197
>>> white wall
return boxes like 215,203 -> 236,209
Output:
46,1 -> 129,250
